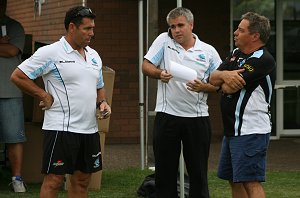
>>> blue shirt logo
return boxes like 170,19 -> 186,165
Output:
91,58 -> 98,66
198,54 -> 205,60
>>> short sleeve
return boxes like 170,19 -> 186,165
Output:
144,33 -> 169,67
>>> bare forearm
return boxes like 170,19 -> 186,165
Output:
96,87 -> 111,118
0,43 -> 20,57
209,70 -> 225,87
142,59 -> 163,79
200,83 -> 219,93
97,88 -> 107,103
10,68 -> 48,100
221,83 -> 240,94
187,79 -> 218,93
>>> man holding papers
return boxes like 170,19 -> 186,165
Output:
142,7 -> 221,198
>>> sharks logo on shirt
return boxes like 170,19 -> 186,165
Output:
196,54 -> 206,62
91,58 -> 98,66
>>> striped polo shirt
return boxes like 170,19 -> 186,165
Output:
218,47 -> 276,136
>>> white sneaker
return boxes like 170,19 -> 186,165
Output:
10,176 -> 26,193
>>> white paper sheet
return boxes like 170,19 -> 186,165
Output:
169,60 -> 197,82
1,25 -> 6,36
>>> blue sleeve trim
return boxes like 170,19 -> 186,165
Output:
28,60 -> 54,79
149,47 -> 164,66
97,67 -> 104,89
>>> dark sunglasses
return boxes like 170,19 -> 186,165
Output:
75,8 -> 94,18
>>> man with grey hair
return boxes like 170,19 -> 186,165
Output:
210,12 -> 276,198
142,7 -> 221,198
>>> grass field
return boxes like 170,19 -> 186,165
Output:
1,167 -> 300,197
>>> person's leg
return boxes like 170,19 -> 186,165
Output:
67,171 -> 91,198
40,174 -> 64,198
2,98 -> 26,175
41,131 -> 73,197
66,132 -> 101,198
41,131 -> 101,197
217,136 -> 241,198
217,136 -> 233,180
7,143 -> 23,176
230,134 -> 270,198
243,181 -> 265,198
7,143 -> 26,193
0,98 -> 26,192
230,181 -> 248,198
182,117 -> 211,198
153,113 -> 181,198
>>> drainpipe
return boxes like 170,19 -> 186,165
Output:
138,0 -> 145,170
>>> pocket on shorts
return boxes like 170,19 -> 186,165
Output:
241,135 -> 267,178
244,135 -> 267,157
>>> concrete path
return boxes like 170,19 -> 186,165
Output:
103,138 -> 300,171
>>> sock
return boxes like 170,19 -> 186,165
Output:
12,176 -> 22,181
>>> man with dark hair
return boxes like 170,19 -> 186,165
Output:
209,12 -> 276,198
0,0 -> 26,192
142,7 -> 221,198
11,6 -> 111,197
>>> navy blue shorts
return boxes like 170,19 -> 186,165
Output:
217,133 -> 270,183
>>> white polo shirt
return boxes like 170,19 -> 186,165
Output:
144,33 -> 222,117
18,37 -> 104,134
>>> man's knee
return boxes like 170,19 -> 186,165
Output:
243,181 -> 265,198
230,181 -> 245,192
243,181 -> 262,189
69,171 -> 91,189
43,174 -> 65,190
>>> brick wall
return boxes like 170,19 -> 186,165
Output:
87,0 -> 140,143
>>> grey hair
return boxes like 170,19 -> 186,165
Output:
241,12 -> 271,44
166,7 -> 194,24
